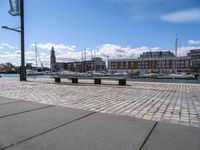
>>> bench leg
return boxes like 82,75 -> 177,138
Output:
72,78 -> 78,83
55,77 -> 61,83
119,79 -> 126,85
94,78 -> 101,84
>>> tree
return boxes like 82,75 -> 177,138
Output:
4,62 -> 15,72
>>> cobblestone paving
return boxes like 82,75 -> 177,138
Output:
0,78 -> 200,127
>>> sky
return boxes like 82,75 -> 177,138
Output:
0,0 -> 200,67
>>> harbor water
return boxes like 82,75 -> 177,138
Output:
0,74 -> 19,78
0,74 -> 54,79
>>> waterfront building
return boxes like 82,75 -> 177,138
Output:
108,58 -> 138,73
26,63 -> 33,69
108,51 -> 191,74
0,64 -> 4,70
56,57 -> 106,72
55,62 -> 68,71
55,49 -> 199,74
0,64 -> 5,73
140,51 -> 175,59
91,57 -> 106,72
188,49 -> 200,73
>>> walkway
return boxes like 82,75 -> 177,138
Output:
0,78 -> 199,127
0,96 -> 200,150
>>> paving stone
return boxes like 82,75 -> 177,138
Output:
0,96 -> 21,104
142,122 -> 200,150
0,101 -> 49,118
6,113 -> 156,150
0,105 -> 92,149
0,78 -> 200,127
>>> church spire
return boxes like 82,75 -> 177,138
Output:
50,46 -> 56,72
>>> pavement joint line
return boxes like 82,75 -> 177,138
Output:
0,111 -> 96,150
0,100 -> 25,106
0,105 -> 54,119
139,121 -> 158,150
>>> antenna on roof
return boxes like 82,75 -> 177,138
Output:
84,47 -> 87,61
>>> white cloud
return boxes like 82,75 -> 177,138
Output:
97,44 -> 162,60
31,43 -> 76,52
0,43 -> 18,49
30,43 -> 80,67
0,51 -> 21,65
161,8 -> 200,23
178,46 -> 200,56
1,43 -> 200,67
188,40 -> 200,45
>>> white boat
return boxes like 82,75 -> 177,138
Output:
113,72 -> 121,76
122,72 -> 129,76
140,73 -> 157,78
26,70 -> 45,76
93,72 -> 102,77
106,72 -> 112,76
58,71 -> 77,76
161,73 -> 195,79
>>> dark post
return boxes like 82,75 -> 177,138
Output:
20,0 -> 26,81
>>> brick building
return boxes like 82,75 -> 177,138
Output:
56,57 -> 106,72
108,51 -> 191,74
188,49 -> 200,73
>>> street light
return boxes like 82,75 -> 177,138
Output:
2,0 -> 26,81
1,24 -> 26,81
1,26 -> 21,33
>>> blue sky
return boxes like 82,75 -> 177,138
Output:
0,0 -> 200,66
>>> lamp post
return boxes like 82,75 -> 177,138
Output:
20,0 -> 26,81
2,0 -> 26,81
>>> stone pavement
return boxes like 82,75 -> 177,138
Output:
0,78 -> 200,127
0,96 -> 200,150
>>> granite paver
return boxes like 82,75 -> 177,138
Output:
5,113 -> 156,150
0,78 -> 200,127
0,104 -> 92,149
142,122 -> 200,150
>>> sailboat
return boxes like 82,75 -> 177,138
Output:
167,37 -> 195,79
27,42 -> 45,76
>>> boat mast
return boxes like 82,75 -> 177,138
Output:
91,50 -> 93,72
35,42 -> 38,70
175,37 -> 178,75
35,42 -> 43,71
81,50 -> 84,72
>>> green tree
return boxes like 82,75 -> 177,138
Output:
4,62 -> 15,72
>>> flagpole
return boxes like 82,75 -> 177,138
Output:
20,0 -> 26,81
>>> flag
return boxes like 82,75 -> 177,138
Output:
8,0 -> 20,16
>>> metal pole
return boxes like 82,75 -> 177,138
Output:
20,0 -> 26,81
175,37 -> 178,75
